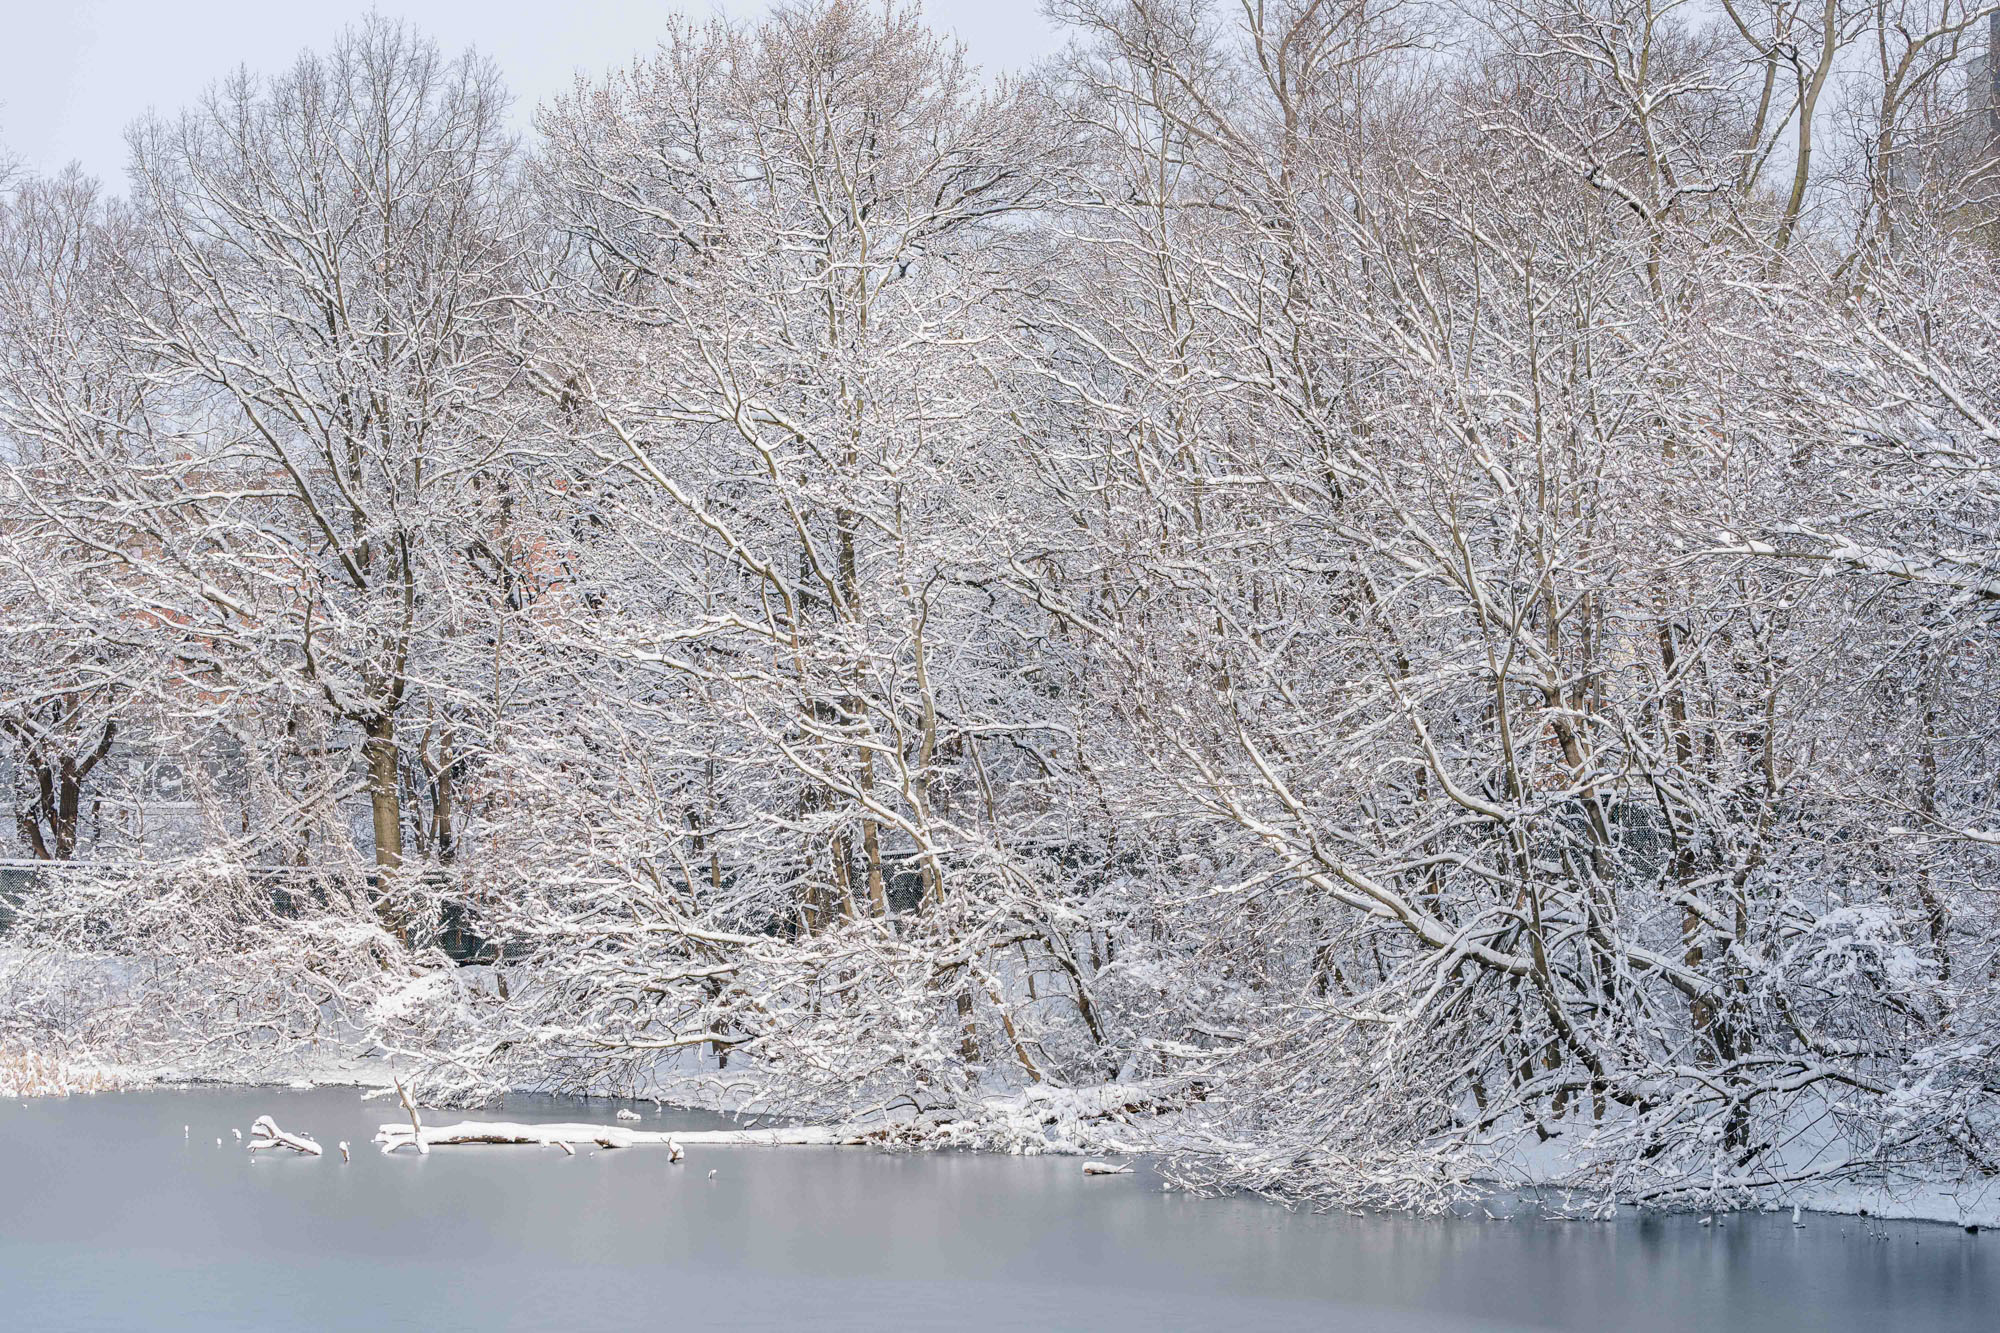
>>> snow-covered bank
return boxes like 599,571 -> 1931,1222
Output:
13,1030 -> 1997,1228
7,945 -> 1993,1227
1786,1178 -> 2000,1229
1486,1115 -> 2000,1229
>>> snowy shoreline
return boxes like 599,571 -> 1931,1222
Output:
13,1053 -> 1994,1229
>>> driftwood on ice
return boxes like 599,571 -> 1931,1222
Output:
248,1115 -> 322,1156
391,1078 -> 428,1155
372,1120 -> 863,1152
1081,1160 -> 1133,1175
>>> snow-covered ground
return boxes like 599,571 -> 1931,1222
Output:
1488,1113 -> 2000,1228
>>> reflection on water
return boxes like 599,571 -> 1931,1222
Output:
0,1088 -> 1989,1331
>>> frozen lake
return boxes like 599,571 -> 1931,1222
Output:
0,1087 -> 1990,1331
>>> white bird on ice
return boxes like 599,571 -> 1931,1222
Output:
339,1141 -> 351,1164
707,1169 -> 717,1180
231,1128 -> 242,1142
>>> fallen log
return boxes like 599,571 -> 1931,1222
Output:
372,1120 -> 862,1152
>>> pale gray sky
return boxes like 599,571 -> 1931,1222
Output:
2,1 -> 1067,186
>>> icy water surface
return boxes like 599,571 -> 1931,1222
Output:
0,1087 -> 1991,1331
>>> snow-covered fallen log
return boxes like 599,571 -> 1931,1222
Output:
1082,1160 -> 1133,1175
248,1114 -> 321,1156
372,1120 -> 861,1152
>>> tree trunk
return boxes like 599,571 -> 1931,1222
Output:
364,714 -> 403,872
363,713 -> 410,944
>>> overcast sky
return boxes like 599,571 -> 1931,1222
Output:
2,1 -> 1067,187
